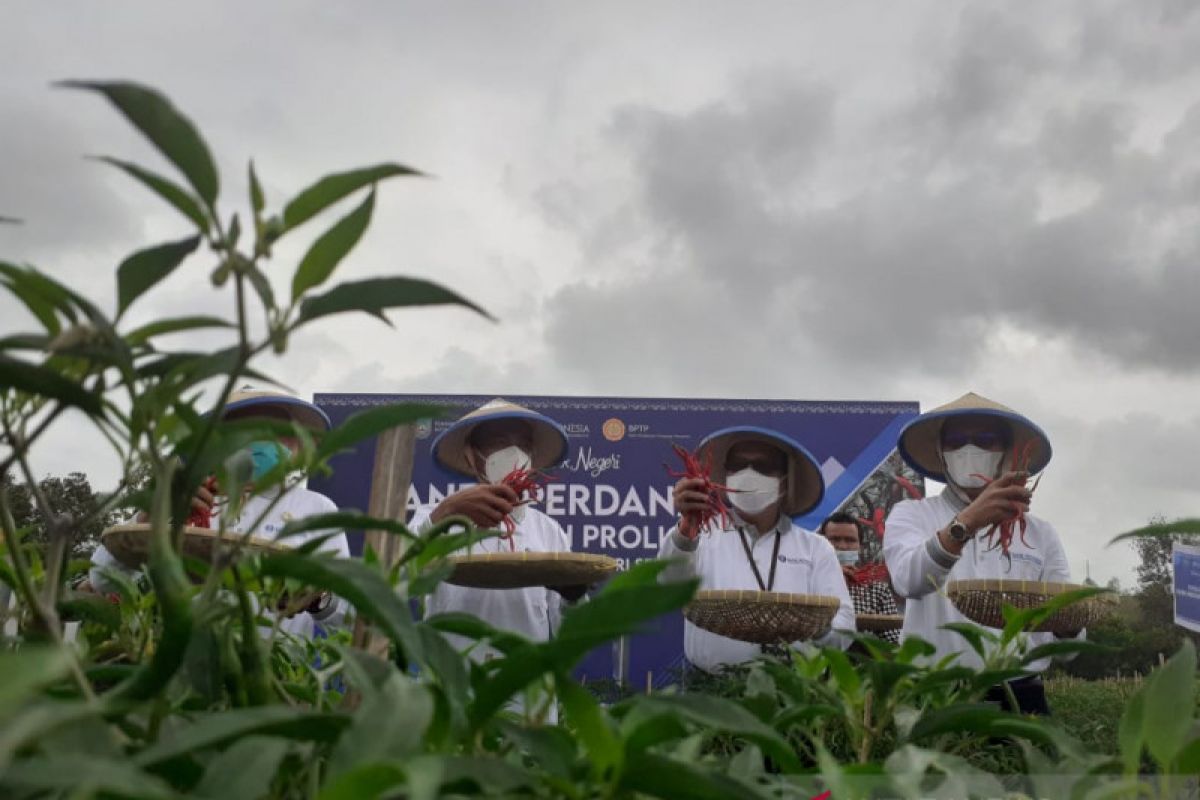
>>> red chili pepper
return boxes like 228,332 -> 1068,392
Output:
664,443 -> 735,538
893,474 -> 923,500
185,476 -> 219,529
971,441 -> 1040,566
497,467 -> 556,551
849,561 -> 891,586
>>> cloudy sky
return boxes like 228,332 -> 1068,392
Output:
5,1 -> 1200,586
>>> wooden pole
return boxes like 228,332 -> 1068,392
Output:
351,424 -> 417,658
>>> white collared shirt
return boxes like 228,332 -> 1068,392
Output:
409,505 -> 570,652
882,489 -> 1074,672
90,485 -> 351,639
658,514 -> 856,672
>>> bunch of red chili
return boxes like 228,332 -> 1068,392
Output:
664,443 -> 734,538
497,467 -> 556,550
185,476 -> 220,528
972,440 -> 1042,565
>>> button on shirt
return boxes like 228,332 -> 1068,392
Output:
90,486 -> 351,639
882,489 -> 1073,672
658,515 -> 856,672
409,505 -> 570,654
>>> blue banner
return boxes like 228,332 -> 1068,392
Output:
1174,543 -> 1200,634
311,393 -> 919,685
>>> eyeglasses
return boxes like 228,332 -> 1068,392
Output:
942,431 -> 1005,451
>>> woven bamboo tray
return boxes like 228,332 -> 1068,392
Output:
945,579 -> 1117,636
684,590 -> 840,645
446,552 -> 620,589
102,523 -> 289,570
856,613 -> 905,633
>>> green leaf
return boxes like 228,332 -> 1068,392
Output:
1021,638 -> 1107,665
496,721 -> 576,780
248,160 -> 264,214
0,354 -> 103,414
1109,517 -> 1200,545
125,315 -> 233,346
558,676 -> 622,779
316,402 -> 445,460
61,81 -> 219,206
327,670 -> 433,780
92,156 -> 210,232
618,752 -> 773,800
0,701 -> 100,773
291,188 -> 375,301
317,764 -> 405,800
193,736 -> 290,800
1118,687 -> 1146,775
635,694 -> 800,772
58,592 -> 121,630
907,703 -> 1058,748
0,647 -> 75,718
135,707 -> 348,766
117,235 -> 201,317
283,163 -> 422,231
1,754 -> 179,799
258,552 -> 423,663
245,261 -> 276,311
939,622 -> 995,659
1143,638 -> 1196,766
297,276 -> 493,326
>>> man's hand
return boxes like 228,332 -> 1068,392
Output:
841,564 -> 857,583
549,584 -> 588,602
429,484 -> 520,528
191,482 -> 216,515
958,471 -> 1033,533
672,477 -> 710,539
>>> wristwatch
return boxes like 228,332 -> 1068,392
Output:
947,516 -> 973,545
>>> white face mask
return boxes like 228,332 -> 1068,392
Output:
481,445 -> 532,484
942,445 -> 1004,489
836,549 -> 860,566
725,467 -> 782,514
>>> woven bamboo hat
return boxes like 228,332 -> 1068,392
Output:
698,426 -> 825,516
897,392 -> 1051,482
433,398 -> 568,477
220,387 -> 331,432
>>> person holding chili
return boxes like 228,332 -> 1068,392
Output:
658,426 -> 855,672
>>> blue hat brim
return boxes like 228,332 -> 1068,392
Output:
897,406 -> 1052,482
433,406 -> 569,477
697,425 -> 825,516
220,395 -> 331,432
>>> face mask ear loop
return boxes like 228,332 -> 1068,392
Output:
937,444 -> 973,507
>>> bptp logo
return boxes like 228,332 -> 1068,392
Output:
602,417 -> 626,442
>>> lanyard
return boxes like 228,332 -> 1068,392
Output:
737,527 -> 782,592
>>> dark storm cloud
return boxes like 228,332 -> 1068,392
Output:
536,1 -> 1200,380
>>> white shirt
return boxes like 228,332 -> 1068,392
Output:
658,514 -> 856,672
882,489 -> 1073,672
90,486 -> 351,639
409,505 -> 570,654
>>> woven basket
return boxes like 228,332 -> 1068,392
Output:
446,552 -> 620,589
684,590 -> 840,645
856,613 -> 905,633
102,523 -> 288,570
946,579 -> 1117,636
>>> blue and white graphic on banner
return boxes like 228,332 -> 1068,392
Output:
310,394 -> 918,685
1173,543 -> 1200,634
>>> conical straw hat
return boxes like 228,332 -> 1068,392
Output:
221,386 -> 331,432
432,398 -> 568,477
897,392 -> 1051,482
697,426 -> 825,516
